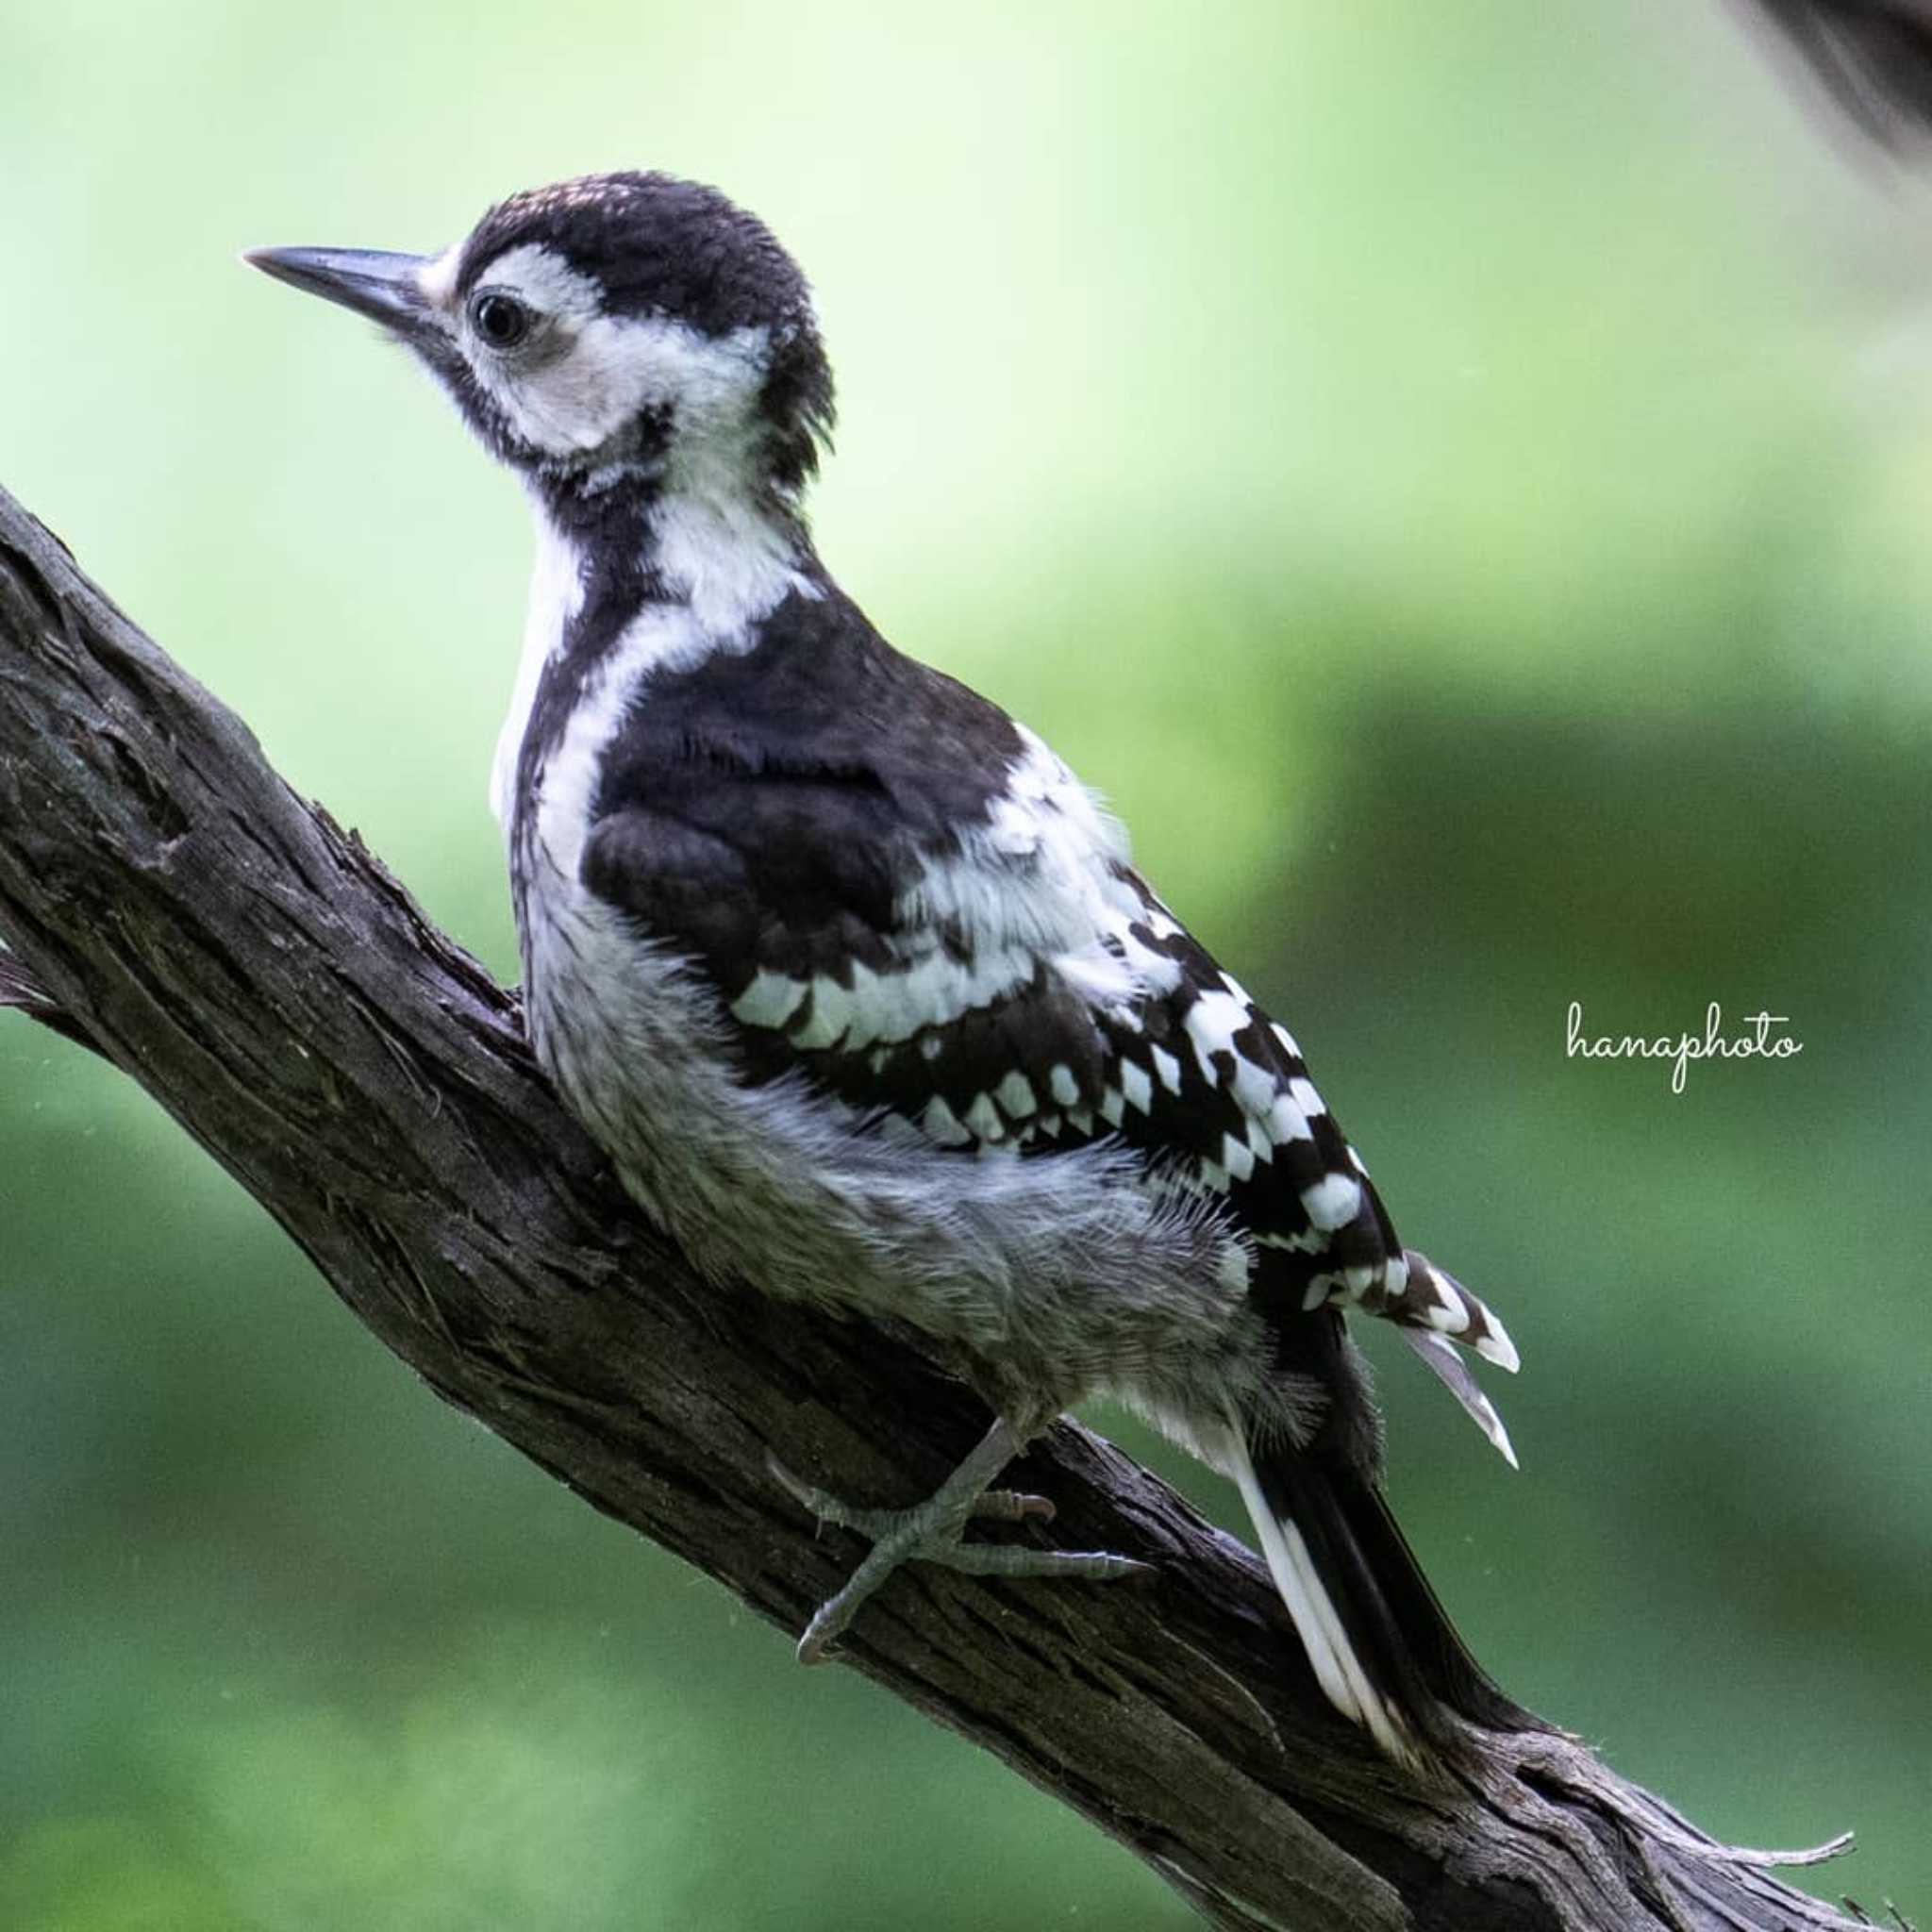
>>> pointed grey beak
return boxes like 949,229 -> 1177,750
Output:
243,245 -> 435,333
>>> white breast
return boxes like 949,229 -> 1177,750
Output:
491,506 -> 585,831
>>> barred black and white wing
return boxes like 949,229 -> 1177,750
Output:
577,591 -> 1515,1440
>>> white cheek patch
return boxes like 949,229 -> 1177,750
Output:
458,236 -> 774,464
519,315 -> 773,459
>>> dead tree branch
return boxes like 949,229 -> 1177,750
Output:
0,482 -> 1862,1931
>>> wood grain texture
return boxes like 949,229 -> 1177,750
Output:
0,482 -> 1862,1931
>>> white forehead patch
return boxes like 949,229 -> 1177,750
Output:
416,240 -> 464,310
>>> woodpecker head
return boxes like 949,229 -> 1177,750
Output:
246,173 -> 834,513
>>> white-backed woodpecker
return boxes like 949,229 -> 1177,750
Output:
247,172 -> 1525,1764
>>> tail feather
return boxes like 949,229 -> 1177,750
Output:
1320,1246 -> 1519,1373
1226,1436 -> 1416,1762
1326,1246 -> 1521,1463
1402,1327 -> 1519,1468
1228,1413 -> 1534,1758
1380,1247 -> 1520,1373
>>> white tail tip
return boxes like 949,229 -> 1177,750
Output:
1224,1421 -> 1421,1766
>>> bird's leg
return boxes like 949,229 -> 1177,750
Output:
768,1416 -> 1153,1663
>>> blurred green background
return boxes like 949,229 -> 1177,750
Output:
3,2 -> 1928,1925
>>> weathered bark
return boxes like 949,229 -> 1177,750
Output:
0,483 -> 1871,1930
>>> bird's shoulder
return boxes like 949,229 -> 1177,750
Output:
583,582 -> 1128,982
592,582 -> 1027,841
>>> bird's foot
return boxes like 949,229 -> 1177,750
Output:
769,1457 -> 1059,1539
767,1426 -> 1153,1664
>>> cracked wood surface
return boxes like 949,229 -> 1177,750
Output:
0,482 -> 1862,1930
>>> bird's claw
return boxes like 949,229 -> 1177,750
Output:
767,1449 -> 1056,1536
766,1444 -> 1147,1663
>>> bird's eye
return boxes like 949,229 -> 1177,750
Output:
470,291 -> 533,349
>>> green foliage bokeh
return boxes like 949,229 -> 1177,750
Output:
2,3 -> 1928,1924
